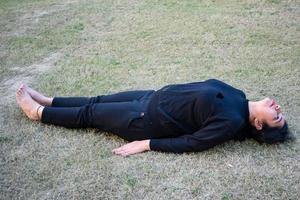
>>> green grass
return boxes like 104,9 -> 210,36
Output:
0,0 -> 299,199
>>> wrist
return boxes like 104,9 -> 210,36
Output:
144,139 -> 150,151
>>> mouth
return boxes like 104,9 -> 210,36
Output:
277,114 -> 283,123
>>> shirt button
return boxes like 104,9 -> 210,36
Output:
140,112 -> 145,117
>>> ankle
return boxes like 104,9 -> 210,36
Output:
40,97 -> 53,106
36,105 -> 44,120
46,97 -> 54,106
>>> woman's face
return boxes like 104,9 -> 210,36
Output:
256,97 -> 285,128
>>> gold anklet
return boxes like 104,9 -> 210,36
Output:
36,105 -> 43,120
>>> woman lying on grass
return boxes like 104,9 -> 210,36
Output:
16,79 -> 294,156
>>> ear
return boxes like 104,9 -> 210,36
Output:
254,118 -> 263,130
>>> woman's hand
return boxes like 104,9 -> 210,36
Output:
112,140 -> 150,156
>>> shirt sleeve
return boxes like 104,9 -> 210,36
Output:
149,120 -> 233,153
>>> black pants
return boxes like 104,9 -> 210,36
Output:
41,90 -> 155,141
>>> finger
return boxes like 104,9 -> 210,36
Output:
117,148 -> 132,155
112,146 -> 127,153
115,150 -> 129,156
18,90 -> 23,95
112,148 -> 128,154
122,151 -> 135,156
112,143 -> 133,152
118,151 -> 130,156
119,148 -> 135,156
19,88 -> 24,94
112,146 -> 125,152
113,150 -> 125,155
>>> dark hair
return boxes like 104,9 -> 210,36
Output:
250,122 -> 295,144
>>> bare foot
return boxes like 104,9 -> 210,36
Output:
16,86 -> 43,121
22,84 -> 53,106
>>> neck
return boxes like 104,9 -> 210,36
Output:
248,101 -> 258,126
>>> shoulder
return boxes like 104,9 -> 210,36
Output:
225,114 -> 246,134
208,111 -> 245,133
207,79 -> 247,98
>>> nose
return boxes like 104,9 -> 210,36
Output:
275,105 -> 281,112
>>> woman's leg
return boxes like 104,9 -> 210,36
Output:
41,100 -> 150,141
16,86 -> 152,141
23,83 -> 154,107
51,90 -> 155,107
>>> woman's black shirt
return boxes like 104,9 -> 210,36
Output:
146,79 -> 250,153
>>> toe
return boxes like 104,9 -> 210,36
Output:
18,84 -> 23,90
19,88 -> 25,95
23,84 -> 28,90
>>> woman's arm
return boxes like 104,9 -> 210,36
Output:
112,119 -> 233,156
149,120 -> 232,153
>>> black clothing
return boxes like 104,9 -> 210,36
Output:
41,79 -> 250,153
42,90 -> 155,141
147,79 -> 250,153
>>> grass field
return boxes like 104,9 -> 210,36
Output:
0,0 -> 299,199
